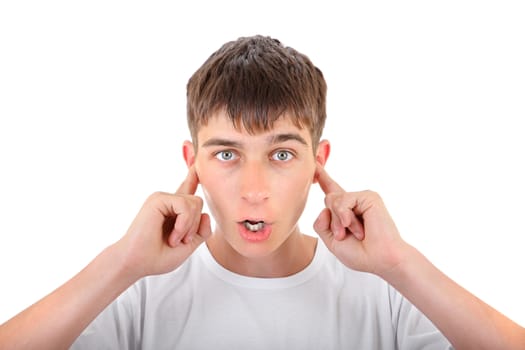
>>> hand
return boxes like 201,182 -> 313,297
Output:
313,165 -> 408,277
117,166 -> 212,280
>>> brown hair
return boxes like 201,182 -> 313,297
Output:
186,35 -> 327,149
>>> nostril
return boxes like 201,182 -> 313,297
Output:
242,190 -> 270,203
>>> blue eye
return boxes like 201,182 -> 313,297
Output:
215,150 -> 236,161
272,150 -> 293,161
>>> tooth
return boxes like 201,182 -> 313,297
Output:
244,221 -> 264,231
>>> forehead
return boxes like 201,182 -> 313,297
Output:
196,111 -> 312,146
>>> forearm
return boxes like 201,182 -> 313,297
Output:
382,244 -> 525,350
0,243 -> 137,350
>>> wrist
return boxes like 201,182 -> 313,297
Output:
376,241 -> 420,286
107,240 -> 145,285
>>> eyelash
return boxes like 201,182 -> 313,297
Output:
214,150 -> 237,161
271,150 -> 294,162
213,149 -> 295,162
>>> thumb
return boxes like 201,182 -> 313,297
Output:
314,208 -> 333,243
194,213 -> 212,243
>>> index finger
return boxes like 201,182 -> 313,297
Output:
176,166 -> 200,195
316,165 -> 344,194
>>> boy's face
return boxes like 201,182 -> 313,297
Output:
184,111 -> 329,258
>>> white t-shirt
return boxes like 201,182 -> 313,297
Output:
71,240 -> 453,350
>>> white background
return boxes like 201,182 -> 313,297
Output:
1,1 -> 524,327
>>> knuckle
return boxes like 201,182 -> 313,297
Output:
330,195 -> 347,214
334,206 -> 348,219
332,195 -> 345,209
364,190 -> 381,201
189,196 -> 203,211
361,190 -> 384,208
194,196 -> 204,207
147,191 -> 165,203
324,192 -> 337,207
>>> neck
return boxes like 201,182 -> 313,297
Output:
206,230 -> 318,278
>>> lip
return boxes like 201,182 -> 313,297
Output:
237,221 -> 272,243
239,217 -> 268,223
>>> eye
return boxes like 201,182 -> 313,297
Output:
271,150 -> 294,162
215,150 -> 237,161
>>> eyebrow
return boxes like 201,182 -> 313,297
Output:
269,133 -> 308,146
201,138 -> 242,148
201,133 -> 309,148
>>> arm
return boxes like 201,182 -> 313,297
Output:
0,167 -> 211,350
0,244 -> 135,350
313,165 -> 525,350
386,243 -> 525,349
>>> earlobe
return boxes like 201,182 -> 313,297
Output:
182,141 -> 196,168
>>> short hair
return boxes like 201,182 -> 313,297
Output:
186,35 -> 327,149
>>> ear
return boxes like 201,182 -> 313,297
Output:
313,139 -> 330,183
182,140 -> 196,168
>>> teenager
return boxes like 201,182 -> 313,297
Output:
1,35 -> 523,350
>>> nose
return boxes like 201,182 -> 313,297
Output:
240,161 -> 270,204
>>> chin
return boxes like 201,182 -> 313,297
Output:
221,232 -> 276,257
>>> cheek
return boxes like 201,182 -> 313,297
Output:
275,171 -> 312,203
197,167 -> 233,215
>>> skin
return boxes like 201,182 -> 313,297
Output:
0,113 -> 524,349
185,113 -> 326,277
0,167 -> 212,349
314,168 -> 525,349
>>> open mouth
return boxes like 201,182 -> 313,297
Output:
243,220 -> 265,232
238,219 -> 272,242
